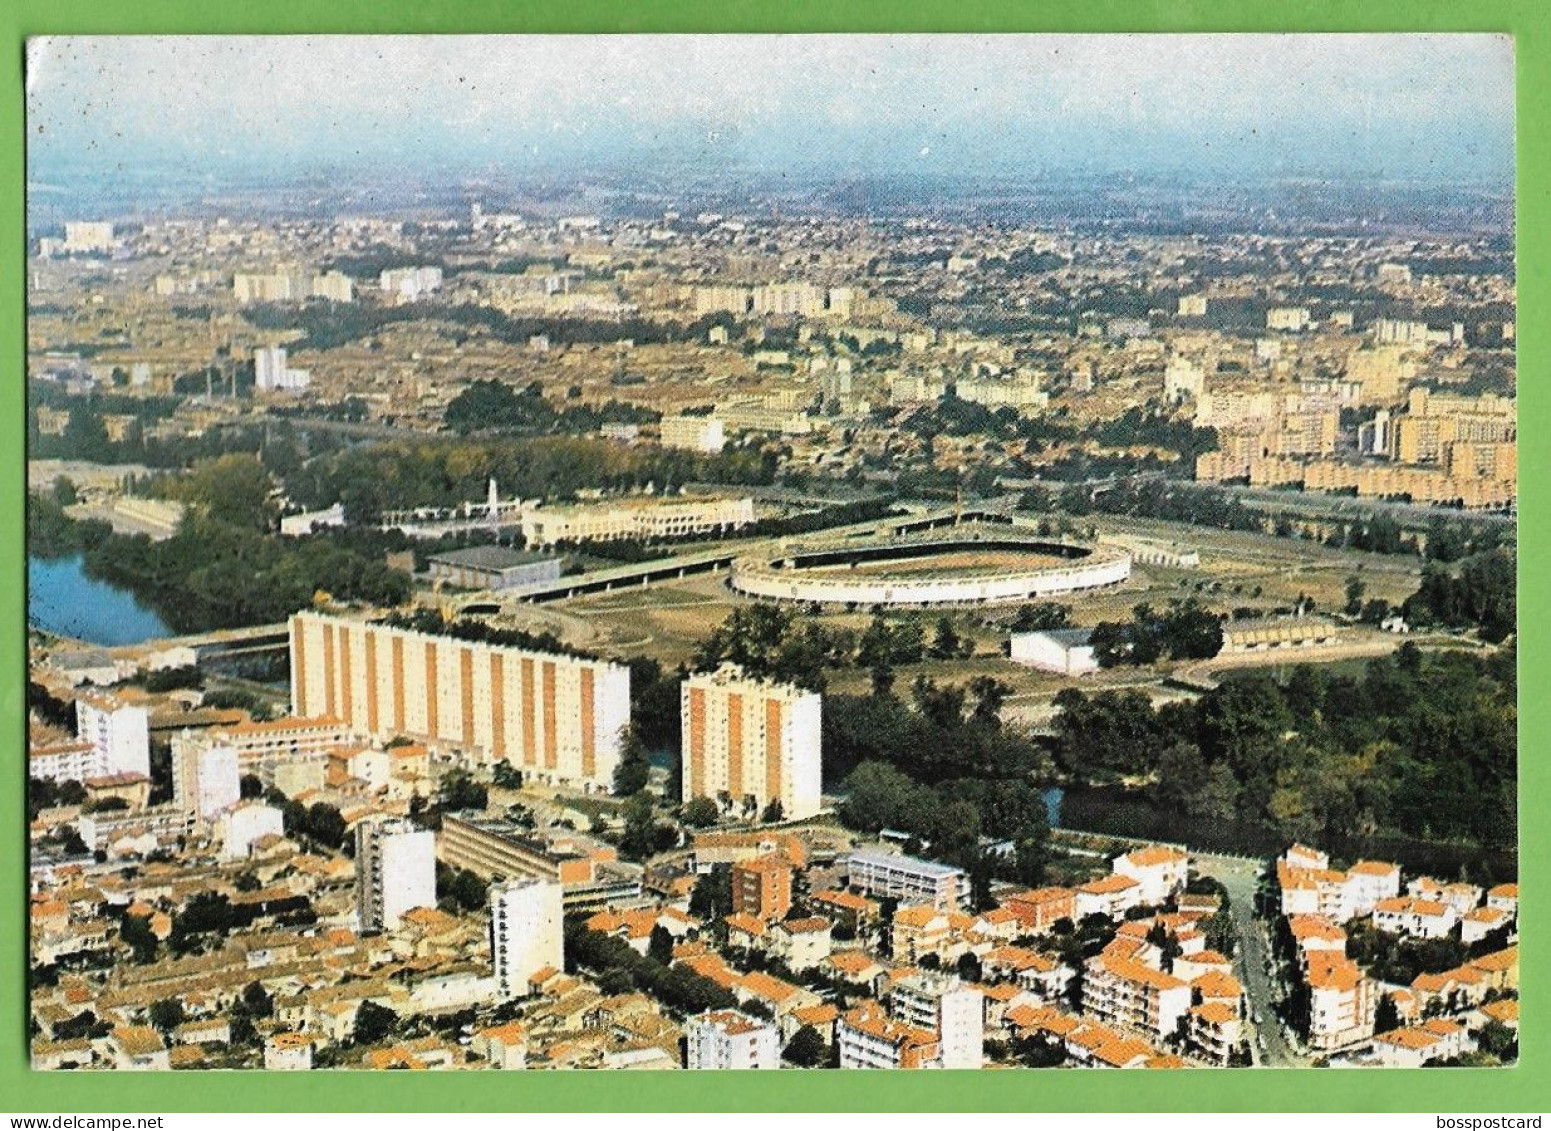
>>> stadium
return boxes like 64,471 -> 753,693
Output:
729,525 -> 1132,608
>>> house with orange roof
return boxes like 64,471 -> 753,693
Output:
787,1002 -> 840,1045
1081,952 -> 1191,1040
724,912 -> 768,953
768,916 -> 833,972
1189,999 -> 1244,1065
1486,883 -> 1518,915
981,945 -> 1074,1001
1408,876 -> 1483,917
1475,997 -> 1519,1032
1461,905 -> 1513,945
836,1000 -> 941,1069
1304,951 -> 1375,1051
1075,873 -> 1143,920
1112,844 -> 1189,905
1001,886 -> 1076,934
811,888 -> 880,933
1287,913 -> 1347,967
735,969 -> 821,1022
1372,896 -> 1458,939
825,950 -> 888,994
1372,1018 -> 1472,1067
1172,949 -> 1232,983
890,904 -> 955,964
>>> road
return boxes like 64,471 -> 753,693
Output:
1192,852 -> 1309,1067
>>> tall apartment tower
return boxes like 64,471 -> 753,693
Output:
489,877 -> 564,1000
886,971 -> 984,1069
173,740 -> 240,819
680,664 -> 822,821
355,817 -> 436,933
289,612 -> 630,793
75,693 -> 150,779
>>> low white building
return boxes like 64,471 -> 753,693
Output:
1008,628 -> 1098,676
219,801 -> 285,860
684,1010 -> 780,1070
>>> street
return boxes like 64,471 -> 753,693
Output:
1192,852 -> 1310,1067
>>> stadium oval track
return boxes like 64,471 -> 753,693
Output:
729,533 -> 1132,607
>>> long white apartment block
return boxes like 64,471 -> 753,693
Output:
680,664 -> 822,821
289,612 -> 630,792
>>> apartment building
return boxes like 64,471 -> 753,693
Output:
356,817 -> 437,933
681,664 -> 822,821
732,854 -> 794,922
1081,951 -> 1191,1042
1304,951 -> 1376,1051
438,814 -> 641,913
685,1010 -> 780,1069
837,1001 -> 941,1069
75,692 -> 150,781
179,714 -> 355,782
290,612 -> 630,793
489,876 -> 564,1000
846,849 -> 967,911
1372,897 -> 1459,939
518,495 -> 755,548
1001,887 -> 1077,934
172,740 -> 239,819
659,414 -> 726,454
885,972 -> 984,1070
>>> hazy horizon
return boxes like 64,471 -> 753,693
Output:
26,34 -> 1516,193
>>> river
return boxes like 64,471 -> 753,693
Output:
28,554 -> 172,647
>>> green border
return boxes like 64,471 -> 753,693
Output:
3,1 -> 1544,1112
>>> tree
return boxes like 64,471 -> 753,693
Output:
353,1001 -> 398,1046
761,799 -> 785,824
120,911 -> 159,964
689,867 -> 734,922
930,616 -> 961,660
619,792 -> 660,861
1344,576 -> 1366,617
306,802 -> 347,849
682,797 -> 721,828
241,981 -> 274,1018
784,1025 -> 827,1067
492,762 -> 522,790
148,998 -> 185,1033
613,727 -> 652,797
647,924 -> 674,966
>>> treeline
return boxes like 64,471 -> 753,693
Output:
31,496 -> 410,633
443,379 -> 660,435
1089,599 -> 1223,667
829,677 -> 1054,903
242,299 -> 738,354
563,917 -> 737,1017
1403,550 -> 1516,643
1050,644 -> 1516,851
286,435 -> 779,522
1032,478 -> 1512,566
692,604 -> 975,693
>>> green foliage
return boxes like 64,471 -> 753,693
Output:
682,797 -> 721,829
564,917 -> 736,1017
688,867 -> 734,922
613,728 -> 652,797
1090,599 -> 1223,667
1404,550 -> 1516,642
352,1001 -> 399,1046
1052,647 -> 1516,850
783,1025 -> 827,1067
148,998 -> 185,1033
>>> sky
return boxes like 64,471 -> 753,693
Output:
25,34 -> 1516,189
